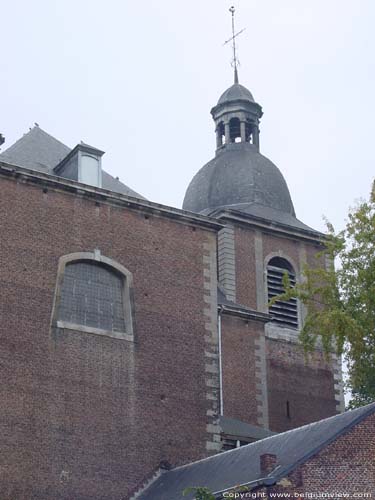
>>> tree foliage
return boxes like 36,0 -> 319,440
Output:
271,184 -> 375,408
183,486 -> 216,500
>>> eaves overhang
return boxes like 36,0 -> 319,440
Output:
211,207 -> 326,245
0,162 -> 224,233
219,303 -> 271,323
211,99 -> 263,119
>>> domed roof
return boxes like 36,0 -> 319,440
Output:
217,83 -> 255,106
182,143 -> 295,216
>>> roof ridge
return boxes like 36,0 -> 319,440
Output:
0,126 -> 71,158
28,125 -> 71,150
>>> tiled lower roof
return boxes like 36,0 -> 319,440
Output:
138,403 -> 375,500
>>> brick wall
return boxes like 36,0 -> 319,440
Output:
301,412 -> 375,493
226,223 -> 338,432
234,226 -> 258,309
264,412 -> 375,495
0,174 -> 220,500
266,339 -> 337,432
221,316 -> 263,426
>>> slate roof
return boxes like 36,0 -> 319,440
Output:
219,416 -> 276,441
0,126 -> 145,199
217,83 -> 255,105
183,142 -> 296,218
0,126 -> 70,173
138,403 -> 375,499
207,203 -> 322,236
217,287 -> 233,307
217,287 -> 270,322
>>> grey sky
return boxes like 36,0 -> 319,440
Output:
2,0 -> 374,233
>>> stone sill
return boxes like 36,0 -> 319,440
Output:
265,322 -> 300,343
56,320 -> 134,342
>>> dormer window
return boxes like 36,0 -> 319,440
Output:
54,143 -> 104,188
80,154 -> 101,187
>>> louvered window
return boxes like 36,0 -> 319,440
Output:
267,257 -> 298,329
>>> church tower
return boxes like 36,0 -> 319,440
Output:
183,65 -> 344,433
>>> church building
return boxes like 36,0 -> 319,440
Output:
1,62 -> 362,499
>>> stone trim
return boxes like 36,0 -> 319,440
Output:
265,323 -> 299,343
298,243 -> 308,324
202,240 -> 222,454
254,331 -> 269,428
219,304 -> 270,323
254,231 -> 266,312
332,353 -> 345,413
0,162 -> 224,233
56,321 -> 134,342
50,250 -> 135,341
325,251 -> 345,413
214,210 -> 325,244
264,251 -> 299,278
217,225 -> 236,301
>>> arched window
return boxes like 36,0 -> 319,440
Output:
59,261 -> 125,332
229,117 -> 241,143
245,121 -> 253,144
52,252 -> 134,340
267,257 -> 298,329
217,121 -> 225,147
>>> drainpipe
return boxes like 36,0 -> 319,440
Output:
218,306 -> 224,416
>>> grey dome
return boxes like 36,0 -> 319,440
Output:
183,142 -> 295,216
217,83 -> 255,105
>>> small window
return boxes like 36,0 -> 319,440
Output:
52,252 -> 134,341
267,257 -> 298,329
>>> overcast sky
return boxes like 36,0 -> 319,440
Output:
2,0 -> 375,233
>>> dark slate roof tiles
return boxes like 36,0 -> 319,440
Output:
206,202 -> 322,236
219,416 -> 277,441
217,83 -> 255,105
0,126 -> 146,199
0,126 -> 70,172
139,403 -> 375,500
183,142 -> 296,217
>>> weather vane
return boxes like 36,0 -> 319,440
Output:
223,6 -> 246,84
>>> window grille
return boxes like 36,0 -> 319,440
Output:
58,261 -> 126,333
267,258 -> 298,329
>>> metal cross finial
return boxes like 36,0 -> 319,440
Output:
223,6 -> 246,84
